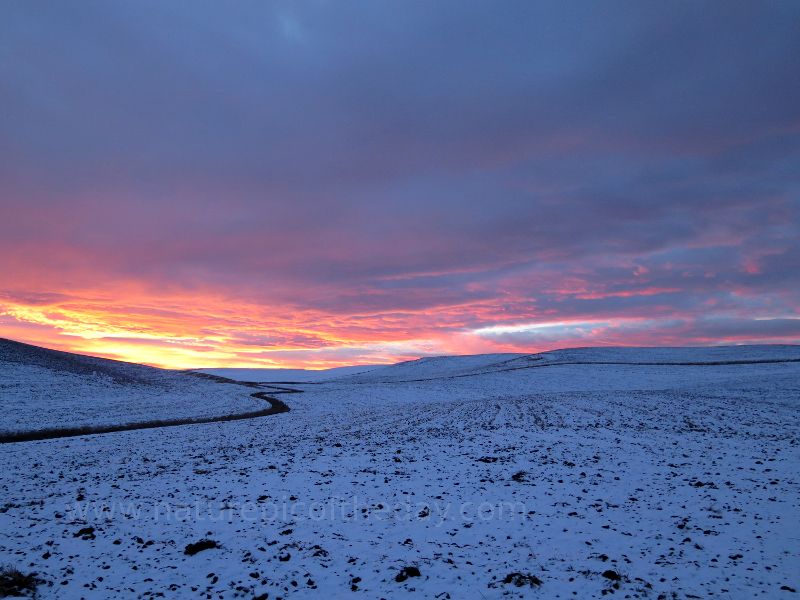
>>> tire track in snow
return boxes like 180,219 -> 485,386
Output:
0,374 -> 296,444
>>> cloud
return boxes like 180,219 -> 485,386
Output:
0,1 -> 798,367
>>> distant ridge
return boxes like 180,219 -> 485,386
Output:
4,337 -> 800,385
332,345 -> 800,384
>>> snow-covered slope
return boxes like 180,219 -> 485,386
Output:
336,352 -> 528,383
0,338 -> 265,435
334,345 -> 800,383
536,344 -> 800,365
199,346 -> 800,386
1,344 -> 799,598
199,364 -> 382,383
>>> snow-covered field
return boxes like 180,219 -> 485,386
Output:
1,344 -> 799,598
0,339 -> 264,435
200,364 -> 382,383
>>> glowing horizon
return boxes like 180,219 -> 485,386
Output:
2,283 -> 798,369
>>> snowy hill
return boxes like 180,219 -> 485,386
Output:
199,346 -> 800,386
199,364 -> 382,383
334,352 -> 528,382
331,345 -> 800,383
0,338 -> 268,436
0,336 -> 162,385
1,343 -> 799,598
198,354 -> 528,383
535,344 -> 800,365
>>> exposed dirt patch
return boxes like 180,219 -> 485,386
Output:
503,572 -> 543,587
183,539 -> 219,556
0,566 -> 45,597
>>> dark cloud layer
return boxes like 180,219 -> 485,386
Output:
0,1 -> 798,366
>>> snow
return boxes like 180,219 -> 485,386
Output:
199,364 -> 382,383
333,353 -> 528,383
1,345 -> 799,598
534,344 -> 800,365
0,339 -> 264,435
198,355 -> 525,384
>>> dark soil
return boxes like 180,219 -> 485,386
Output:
395,566 -> 421,582
184,539 -> 219,556
0,566 -> 44,597
503,572 -> 543,587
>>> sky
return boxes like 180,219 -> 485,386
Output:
1,1 -> 799,369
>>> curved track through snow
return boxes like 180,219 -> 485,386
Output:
0,373 -> 296,444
